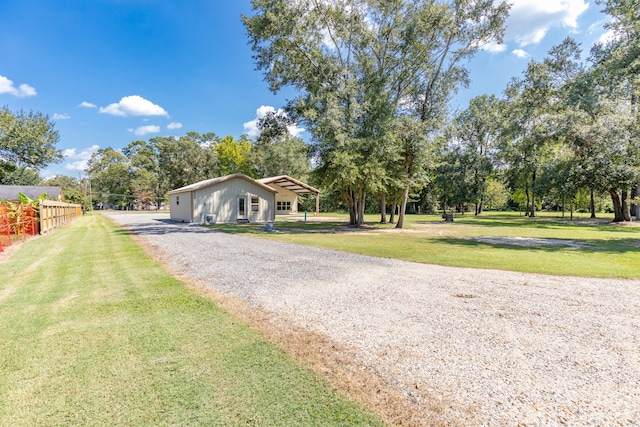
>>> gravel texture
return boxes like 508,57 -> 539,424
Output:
105,212 -> 640,426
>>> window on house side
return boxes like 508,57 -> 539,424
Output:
277,201 -> 291,211
176,196 -> 179,206
251,196 -> 259,212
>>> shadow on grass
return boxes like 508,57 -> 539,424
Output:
435,236 -> 640,254
414,215 -> 640,234
206,221 -> 349,235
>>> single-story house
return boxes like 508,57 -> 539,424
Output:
168,173 -> 276,224
0,185 -> 63,202
168,173 -> 320,224
257,175 -> 320,215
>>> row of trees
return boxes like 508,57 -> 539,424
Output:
439,1 -> 639,222
2,0 -> 638,224
83,114 -> 310,210
242,0 -> 639,225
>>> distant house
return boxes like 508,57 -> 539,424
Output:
168,173 -> 320,224
0,185 -> 63,202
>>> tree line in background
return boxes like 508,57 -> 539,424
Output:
244,0 -> 639,226
1,0 -> 638,225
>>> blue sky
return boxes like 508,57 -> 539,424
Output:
0,0 -> 614,179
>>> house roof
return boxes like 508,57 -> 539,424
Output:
167,173 -> 278,195
257,175 -> 320,195
0,185 -> 63,201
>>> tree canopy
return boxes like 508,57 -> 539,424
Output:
244,0 -> 509,226
0,107 -> 62,184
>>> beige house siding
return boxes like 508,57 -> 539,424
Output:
169,192 -> 193,222
193,178 -> 275,223
268,184 -> 299,213
170,175 -> 275,223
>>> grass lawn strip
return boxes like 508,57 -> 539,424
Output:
0,214 -> 383,426
209,212 -> 640,279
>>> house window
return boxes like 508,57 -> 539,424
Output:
176,196 -> 179,206
251,196 -> 259,212
277,201 -> 291,211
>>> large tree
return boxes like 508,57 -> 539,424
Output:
85,148 -> 130,209
0,107 -> 62,183
152,132 -> 217,191
122,140 -> 164,209
587,0 -> 640,221
215,135 -> 254,177
500,38 -> 583,217
244,0 -> 508,227
446,94 -> 501,215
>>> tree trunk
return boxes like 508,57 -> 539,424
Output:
348,189 -> 357,226
380,193 -> 387,224
561,195 -> 565,218
632,185 -> 639,220
529,170 -> 536,218
570,201 -> 573,221
589,187 -> 595,219
525,181 -> 530,217
609,188 -> 625,222
621,188 -> 631,221
395,179 -> 410,229
357,189 -> 366,227
478,177 -> 486,215
389,191 -> 397,224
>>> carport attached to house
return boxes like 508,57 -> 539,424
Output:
258,175 -> 320,214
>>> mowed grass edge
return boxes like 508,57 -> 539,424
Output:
208,212 -> 640,279
0,214 -> 383,426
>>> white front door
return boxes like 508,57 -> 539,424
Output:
237,196 -> 248,220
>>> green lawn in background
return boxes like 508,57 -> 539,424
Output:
0,214 -> 383,427
208,211 -> 640,279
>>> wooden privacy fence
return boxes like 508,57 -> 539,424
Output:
39,200 -> 83,234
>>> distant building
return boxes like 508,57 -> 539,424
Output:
0,185 -> 63,202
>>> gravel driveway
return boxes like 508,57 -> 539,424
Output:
105,212 -> 640,426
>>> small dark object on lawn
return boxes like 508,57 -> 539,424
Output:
442,213 -> 454,222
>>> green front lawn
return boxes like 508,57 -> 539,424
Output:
208,211 -> 640,279
0,214 -> 382,426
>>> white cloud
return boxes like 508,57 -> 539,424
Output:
286,125 -> 305,137
99,95 -> 169,117
243,105 -> 305,139
129,125 -> 160,136
53,113 -> 71,120
0,75 -> 37,97
597,29 -> 618,45
63,145 -> 100,171
504,0 -> 589,46
167,122 -> 183,130
512,49 -> 530,58
65,161 -> 90,171
480,41 -> 507,53
79,101 -> 96,108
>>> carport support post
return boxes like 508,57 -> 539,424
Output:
315,193 -> 319,214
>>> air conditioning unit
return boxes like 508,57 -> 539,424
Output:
204,214 -> 217,224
